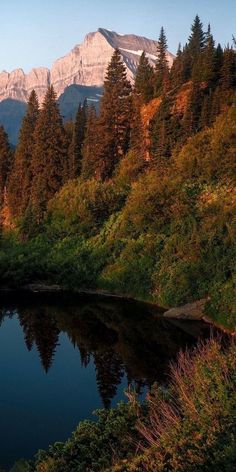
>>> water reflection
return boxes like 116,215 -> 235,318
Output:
0,292 -> 212,408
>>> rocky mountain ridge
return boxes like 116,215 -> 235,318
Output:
0,28 -> 174,104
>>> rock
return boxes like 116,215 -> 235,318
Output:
0,28 -> 174,104
163,299 -> 207,320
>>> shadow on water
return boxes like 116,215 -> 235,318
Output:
0,291 -> 215,469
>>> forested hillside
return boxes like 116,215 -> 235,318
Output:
0,15 -> 235,329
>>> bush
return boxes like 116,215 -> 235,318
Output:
34,403 -> 138,472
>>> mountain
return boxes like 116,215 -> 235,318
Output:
0,99 -> 27,146
58,85 -> 103,121
0,28 -> 174,104
0,86 -> 103,145
0,28 -> 174,144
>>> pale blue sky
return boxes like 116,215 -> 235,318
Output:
1,0 -> 235,73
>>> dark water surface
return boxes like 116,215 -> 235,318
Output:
0,292 -> 213,469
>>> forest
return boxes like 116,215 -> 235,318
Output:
0,17 -> 235,330
0,14 -> 236,471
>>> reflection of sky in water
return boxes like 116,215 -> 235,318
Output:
0,315 -> 127,469
0,297 -> 211,470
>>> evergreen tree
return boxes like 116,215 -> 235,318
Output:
134,51 -> 154,104
155,27 -> 169,95
220,46 -> 236,90
81,105 -> 99,179
183,83 -> 203,136
181,43 -> 192,81
170,43 -> 185,88
188,15 -> 206,72
68,101 -> 87,179
8,90 -> 39,219
30,86 -> 68,223
201,25 -> 216,86
95,49 -> 132,180
151,96 -> 173,167
0,125 -> 11,209
214,43 -> 224,83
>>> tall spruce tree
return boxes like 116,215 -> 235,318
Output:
183,83 -> 203,136
220,46 -> 236,90
188,15 -> 206,73
170,43 -> 185,88
134,51 -> 154,104
81,105 -> 99,179
68,101 -> 87,179
200,25 -> 216,86
0,126 -> 11,209
30,86 -> 68,222
155,27 -> 169,95
95,49 -> 132,180
214,43 -> 224,83
151,96 -> 174,167
8,90 -> 39,219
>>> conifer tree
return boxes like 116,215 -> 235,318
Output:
183,83 -> 203,136
188,15 -> 206,73
220,46 -> 236,90
68,101 -> 87,179
134,51 -> 154,105
81,106 -> 99,180
151,96 -> 173,166
95,49 -> 132,180
0,126 -> 12,209
201,25 -> 216,86
214,43 -> 224,83
8,90 -> 39,218
181,43 -> 192,81
30,86 -> 68,222
170,43 -> 185,88
155,27 -> 169,95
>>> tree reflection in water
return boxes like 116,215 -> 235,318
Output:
0,292 -> 213,408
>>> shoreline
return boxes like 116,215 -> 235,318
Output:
0,283 -> 235,335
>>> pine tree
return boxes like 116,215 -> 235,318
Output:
30,86 -> 68,223
220,46 -> 236,90
134,51 -> 154,105
214,43 -> 224,83
170,43 -> 185,89
181,43 -> 192,81
81,105 -> 99,180
155,27 -> 169,95
0,126 -> 12,209
188,15 -> 206,73
95,49 -> 132,180
68,101 -> 87,179
8,90 -> 39,219
183,83 -> 203,136
151,96 -> 173,167
201,25 -> 216,86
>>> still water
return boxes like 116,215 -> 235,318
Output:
0,291 -> 212,469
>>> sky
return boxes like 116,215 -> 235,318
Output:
1,0 -> 236,73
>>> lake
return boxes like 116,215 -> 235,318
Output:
0,291 -> 213,470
